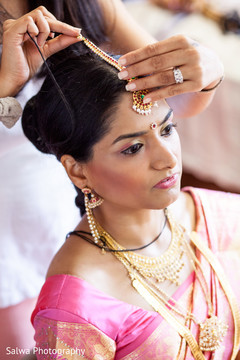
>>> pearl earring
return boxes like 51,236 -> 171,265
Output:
81,187 -> 103,244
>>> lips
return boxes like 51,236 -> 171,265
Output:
154,173 -> 179,189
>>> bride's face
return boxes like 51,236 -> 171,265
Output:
83,93 -> 182,211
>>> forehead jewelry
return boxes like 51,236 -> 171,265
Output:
78,34 -> 152,116
150,122 -> 157,130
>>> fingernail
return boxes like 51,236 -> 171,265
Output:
118,58 -> 126,66
74,27 -> 82,33
75,28 -> 82,37
125,83 -> 136,91
143,97 -> 151,104
118,70 -> 129,80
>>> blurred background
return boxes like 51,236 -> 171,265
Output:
124,0 -> 240,193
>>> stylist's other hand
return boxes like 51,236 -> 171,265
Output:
0,6 -> 81,97
118,35 -> 224,103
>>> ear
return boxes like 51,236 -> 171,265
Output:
61,155 -> 87,189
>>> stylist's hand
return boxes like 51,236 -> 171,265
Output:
118,35 -> 224,103
0,6 -> 81,97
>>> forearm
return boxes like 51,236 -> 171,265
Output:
0,73 -> 23,98
168,89 -> 215,119
168,75 -> 223,118
99,0 -> 156,54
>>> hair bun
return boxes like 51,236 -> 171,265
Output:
22,95 -> 52,154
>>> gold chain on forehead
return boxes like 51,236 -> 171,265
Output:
78,34 -> 152,116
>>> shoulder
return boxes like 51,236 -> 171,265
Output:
32,273 -> 122,342
46,216 -> 123,292
46,228 -> 104,281
183,187 -> 240,251
183,186 -> 240,218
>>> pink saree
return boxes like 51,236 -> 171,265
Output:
31,188 -> 240,359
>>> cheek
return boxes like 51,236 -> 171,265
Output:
175,134 -> 182,168
87,160 -> 144,199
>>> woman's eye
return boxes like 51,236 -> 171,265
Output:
161,123 -> 177,136
121,143 -> 143,155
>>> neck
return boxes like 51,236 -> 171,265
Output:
93,205 -> 167,250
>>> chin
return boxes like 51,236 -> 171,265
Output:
152,185 -> 181,209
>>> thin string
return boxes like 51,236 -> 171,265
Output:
26,31 -> 75,144
67,214 -> 167,253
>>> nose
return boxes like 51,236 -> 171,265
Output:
150,136 -> 178,171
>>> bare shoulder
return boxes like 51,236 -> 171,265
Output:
46,216 -> 118,285
47,216 -> 96,277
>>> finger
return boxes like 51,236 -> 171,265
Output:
143,80 -> 197,102
125,65 -> 194,92
24,16 -> 40,39
48,31 -> 55,39
126,69 -> 176,92
30,5 -> 57,21
3,16 -> 39,42
33,10 -> 51,47
43,34 -> 82,58
2,18 -> 15,32
118,49 -> 189,80
118,35 -> 190,66
23,32 -> 38,42
27,6 -> 80,42
46,18 -> 81,37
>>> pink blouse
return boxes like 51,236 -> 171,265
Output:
31,188 -> 240,359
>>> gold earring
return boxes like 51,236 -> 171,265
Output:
82,187 -> 104,208
89,192 -> 104,209
81,187 -> 103,244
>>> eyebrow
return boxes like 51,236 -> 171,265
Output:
112,108 -> 173,145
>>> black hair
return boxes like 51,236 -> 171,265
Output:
22,49 -> 126,215
27,1 -> 109,78
28,0 -> 107,45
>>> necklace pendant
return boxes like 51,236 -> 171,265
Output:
199,315 -> 228,352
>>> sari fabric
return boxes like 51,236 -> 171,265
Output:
31,188 -> 240,359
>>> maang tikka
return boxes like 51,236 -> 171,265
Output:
78,34 -> 152,116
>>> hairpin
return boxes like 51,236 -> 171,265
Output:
78,34 -> 152,116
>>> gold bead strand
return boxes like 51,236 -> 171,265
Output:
78,34 -> 123,71
77,34 -> 153,115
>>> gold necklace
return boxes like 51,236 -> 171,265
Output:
96,210 -> 185,286
96,209 -> 231,355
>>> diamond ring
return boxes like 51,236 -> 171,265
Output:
173,67 -> 184,84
